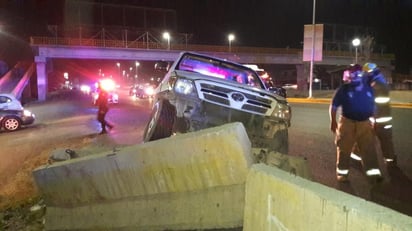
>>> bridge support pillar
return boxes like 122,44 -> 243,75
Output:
296,64 -> 306,90
34,56 -> 48,101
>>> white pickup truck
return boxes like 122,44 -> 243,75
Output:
143,52 -> 291,154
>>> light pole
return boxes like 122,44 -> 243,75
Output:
308,0 -> 316,98
116,62 -> 120,79
352,38 -> 361,64
228,34 -> 235,52
163,32 -> 170,50
135,61 -> 140,83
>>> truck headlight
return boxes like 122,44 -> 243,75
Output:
271,102 -> 291,122
174,78 -> 196,96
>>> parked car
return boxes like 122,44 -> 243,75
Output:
282,83 -> 298,89
0,93 -> 35,131
92,90 -> 119,105
129,83 -> 156,99
143,52 -> 291,153
92,79 -> 119,105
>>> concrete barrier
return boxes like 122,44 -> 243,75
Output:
244,164 -> 412,231
33,122 -> 253,230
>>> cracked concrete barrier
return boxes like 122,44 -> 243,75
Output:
32,122 -> 253,230
244,164 -> 412,231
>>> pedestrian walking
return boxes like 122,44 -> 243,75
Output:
329,64 -> 383,184
96,89 -> 114,134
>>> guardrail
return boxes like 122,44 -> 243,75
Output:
30,36 -> 394,60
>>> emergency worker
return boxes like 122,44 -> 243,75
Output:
96,89 -> 114,134
329,64 -> 383,183
364,63 -> 397,166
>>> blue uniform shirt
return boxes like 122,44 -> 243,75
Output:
331,81 -> 375,121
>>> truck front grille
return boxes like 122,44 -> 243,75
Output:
198,82 -> 272,115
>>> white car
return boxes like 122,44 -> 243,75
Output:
282,84 -> 298,89
0,93 -> 35,131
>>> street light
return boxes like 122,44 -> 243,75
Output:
163,32 -> 170,50
352,38 -> 361,64
228,34 -> 235,52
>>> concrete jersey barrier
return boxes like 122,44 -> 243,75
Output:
32,122 -> 253,230
244,164 -> 412,231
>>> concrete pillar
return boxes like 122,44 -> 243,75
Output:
34,56 -> 48,101
295,64 -> 306,90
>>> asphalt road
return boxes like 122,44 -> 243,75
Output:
288,102 -> 412,216
1,88 -> 411,217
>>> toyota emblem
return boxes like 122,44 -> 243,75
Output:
231,92 -> 245,102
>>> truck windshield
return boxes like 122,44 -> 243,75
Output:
176,53 -> 265,89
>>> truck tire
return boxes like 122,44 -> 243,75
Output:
143,100 -> 176,142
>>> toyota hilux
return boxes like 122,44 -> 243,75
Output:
143,52 -> 291,153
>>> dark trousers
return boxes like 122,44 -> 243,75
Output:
97,110 -> 112,131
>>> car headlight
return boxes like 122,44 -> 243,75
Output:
271,102 -> 291,122
145,86 -> 155,95
174,78 -> 197,96
23,110 -> 33,117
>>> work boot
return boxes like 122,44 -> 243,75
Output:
337,174 -> 349,183
367,175 -> 384,185
384,156 -> 397,168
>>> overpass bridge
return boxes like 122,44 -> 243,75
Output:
30,36 -> 394,101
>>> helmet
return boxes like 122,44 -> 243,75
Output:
343,64 -> 362,83
348,64 -> 362,73
363,63 -> 378,73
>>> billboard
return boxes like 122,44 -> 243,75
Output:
303,24 -> 324,62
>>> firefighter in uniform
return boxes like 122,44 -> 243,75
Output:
363,63 -> 397,166
329,64 -> 383,183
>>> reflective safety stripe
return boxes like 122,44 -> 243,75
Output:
375,97 -> 390,104
385,158 -> 395,162
350,152 -> 362,161
337,168 -> 349,175
375,116 -> 392,123
366,169 -> 382,176
384,124 -> 392,129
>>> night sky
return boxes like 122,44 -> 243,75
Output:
0,0 -> 411,74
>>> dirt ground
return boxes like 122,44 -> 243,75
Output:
0,91 -> 143,211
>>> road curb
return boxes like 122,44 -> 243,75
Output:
287,98 -> 412,108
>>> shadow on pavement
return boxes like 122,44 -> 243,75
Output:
370,166 -> 412,216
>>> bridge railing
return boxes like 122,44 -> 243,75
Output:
30,36 -> 394,60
